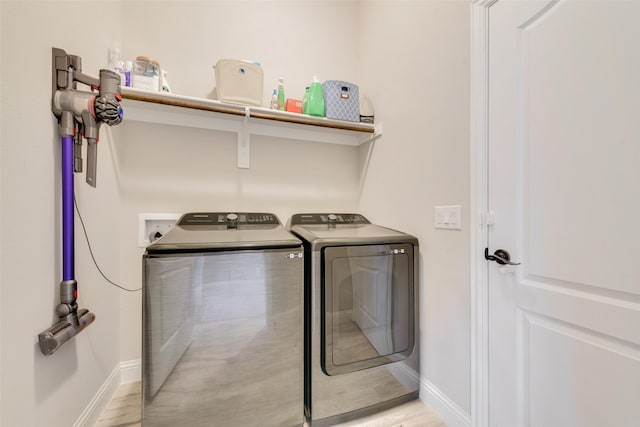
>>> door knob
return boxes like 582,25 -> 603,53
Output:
484,248 -> 521,265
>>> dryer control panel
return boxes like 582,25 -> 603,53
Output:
290,213 -> 370,225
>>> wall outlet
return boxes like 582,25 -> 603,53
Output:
435,205 -> 462,230
138,213 -> 181,247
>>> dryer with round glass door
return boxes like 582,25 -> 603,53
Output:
289,213 -> 419,426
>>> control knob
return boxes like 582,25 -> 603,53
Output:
327,214 -> 337,228
226,213 -> 238,229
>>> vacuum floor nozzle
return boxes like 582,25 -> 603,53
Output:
38,309 -> 95,356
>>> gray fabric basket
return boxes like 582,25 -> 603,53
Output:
322,80 -> 360,122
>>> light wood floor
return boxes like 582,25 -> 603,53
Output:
95,381 -> 446,427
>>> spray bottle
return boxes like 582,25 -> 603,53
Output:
277,78 -> 286,111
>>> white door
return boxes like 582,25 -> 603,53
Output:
487,1 -> 640,426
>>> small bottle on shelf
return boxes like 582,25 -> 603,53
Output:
302,86 -> 310,115
123,61 -> 132,87
277,78 -> 286,111
270,89 -> 278,109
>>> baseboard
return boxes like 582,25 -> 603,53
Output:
420,376 -> 471,427
120,359 -> 142,384
73,363 -> 121,427
73,359 -> 142,427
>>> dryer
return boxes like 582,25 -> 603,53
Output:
143,212 -> 304,426
288,213 -> 420,426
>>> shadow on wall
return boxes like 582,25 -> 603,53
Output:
109,121 -> 362,205
33,340 -> 79,404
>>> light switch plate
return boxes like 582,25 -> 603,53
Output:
435,205 -> 462,230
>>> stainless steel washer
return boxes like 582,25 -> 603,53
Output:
143,212 -> 304,426
288,213 -> 420,426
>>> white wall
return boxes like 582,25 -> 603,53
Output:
357,2 -> 471,419
0,2 -> 124,426
0,1 -> 471,426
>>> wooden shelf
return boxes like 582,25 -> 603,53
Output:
120,87 -> 380,169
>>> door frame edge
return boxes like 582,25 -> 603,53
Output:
470,1 -> 494,426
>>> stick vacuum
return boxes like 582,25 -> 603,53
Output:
38,48 -> 123,356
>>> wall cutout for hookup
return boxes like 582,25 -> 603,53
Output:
38,47 -> 124,356
138,213 -> 181,247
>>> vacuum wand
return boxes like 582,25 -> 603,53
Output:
39,48 -> 123,356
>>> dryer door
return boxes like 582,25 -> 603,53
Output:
322,243 -> 415,375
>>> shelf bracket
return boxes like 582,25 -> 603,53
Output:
358,122 -> 383,196
238,107 -> 251,169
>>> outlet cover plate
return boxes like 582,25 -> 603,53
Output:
139,213 -> 181,247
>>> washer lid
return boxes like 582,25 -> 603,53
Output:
146,212 -> 301,253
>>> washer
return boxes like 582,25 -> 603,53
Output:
143,212 -> 304,426
288,213 -> 420,426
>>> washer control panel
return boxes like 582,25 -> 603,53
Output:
290,213 -> 370,225
179,212 -> 280,226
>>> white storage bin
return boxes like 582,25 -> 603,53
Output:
214,59 -> 263,106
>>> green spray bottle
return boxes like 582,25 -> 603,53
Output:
277,78 -> 285,111
306,76 -> 325,117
